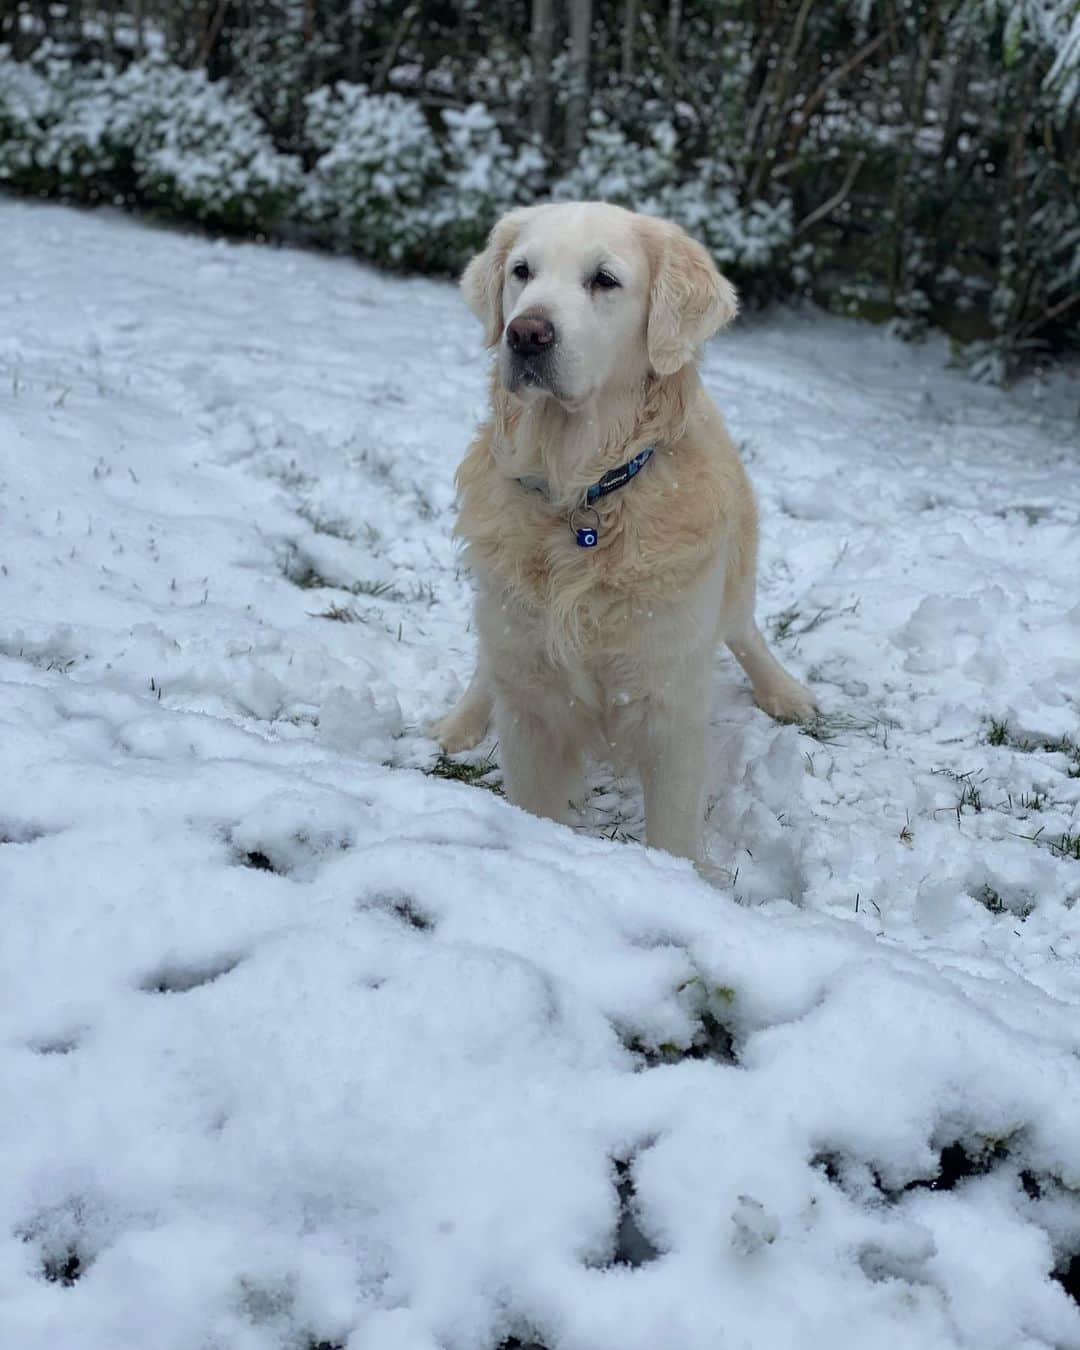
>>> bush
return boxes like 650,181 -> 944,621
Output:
302,82 -> 444,267
432,102 -> 547,269
551,112 -> 680,208
302,86 -> 546,272
123,62 -> 301,230
550,113 -> 793,294
0,48 -> 301,231
0,49 -> 123,200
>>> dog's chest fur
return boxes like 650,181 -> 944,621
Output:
454,416 -> 731,664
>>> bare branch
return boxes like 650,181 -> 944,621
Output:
795,153 -> 866,236
373,2 -> 420,94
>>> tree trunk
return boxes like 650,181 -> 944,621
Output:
666,0 -> 681,84
530,0 -> 555,144
104,0 -> 117,60
348,7 -> 364,82
565,0 -> 592,161
621,0 -> 638,80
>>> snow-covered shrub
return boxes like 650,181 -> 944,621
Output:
0,48 -> 127,200
550,115 -> 793,291
229,18 -> 338,147
406,44 -> 538,124
0,50 -> 53,188
429,102 -> 546,268
663,159 -> 793,283
302,87 -> 543,272
0,50 -> 300,230
302,82 -> 443,267
122,62 -> 302,230
552,112 -> 680,210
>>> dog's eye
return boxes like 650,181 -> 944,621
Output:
511,261 -> 530,282
591,270 -> 620,291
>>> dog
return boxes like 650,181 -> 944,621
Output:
432,202 -> 815,864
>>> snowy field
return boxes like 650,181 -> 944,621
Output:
2,198 -> 1079,1350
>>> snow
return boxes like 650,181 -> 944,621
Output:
1,198 -> 1079,1350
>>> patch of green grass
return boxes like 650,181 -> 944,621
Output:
977,884 -> 1006,914
349,578 -> 406,600
281,550 -> 335,590
974,884 -> 1034,919
770,607 -> 800,641
0,643 -> 84,675
983,717 -> 1080,777
957,778 -> 984,814
799,710 -> 892,745
769,599 -> 859,643
354,448 -> 394,482
282,548 -> 408,602
800,715 -> 841,744
297,502 -> 356,541
310,602 -> 366,623
932,768 -> 985,820
987,717 -> 1010,746
620,1004 -> 737,1068
411,580 -> 437,606
1008,790 -> 1047,813
425,751 -> 503,795
268,461 -> 314,491
42,1248 -> 82,1286
1050,832 -> 1080,862
1043,735 -> 1080,779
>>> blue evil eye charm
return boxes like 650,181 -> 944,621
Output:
571,504 -> 601,548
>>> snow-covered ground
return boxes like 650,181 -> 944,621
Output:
2,198 -> 1079,1350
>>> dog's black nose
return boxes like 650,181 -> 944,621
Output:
506,313 -> 555,357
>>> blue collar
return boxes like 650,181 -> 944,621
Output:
517,447 -> 655,548
585,446 -> 655,504
517,446 -> 655,504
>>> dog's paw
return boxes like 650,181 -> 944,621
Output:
695,856 -> 735,889
754,675 -> 818,725
428,706 -> 489,754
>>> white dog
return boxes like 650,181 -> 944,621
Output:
433,202 -> 815,863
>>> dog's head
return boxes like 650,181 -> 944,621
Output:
461,202 -> 738,407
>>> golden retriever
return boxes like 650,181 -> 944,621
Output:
433,202 -> 815,864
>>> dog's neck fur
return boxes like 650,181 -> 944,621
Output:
490,363 -> 700,511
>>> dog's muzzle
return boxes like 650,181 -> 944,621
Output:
504,311 -> 556,392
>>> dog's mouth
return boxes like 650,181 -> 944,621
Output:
504,348 -> 558,398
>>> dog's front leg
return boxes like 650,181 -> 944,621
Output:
430,657 -> 493,753
496,697 -> 584,826
637,677 -> 711,862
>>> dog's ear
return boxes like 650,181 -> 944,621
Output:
644,220 -> 738,377
461,208 -> 534,348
